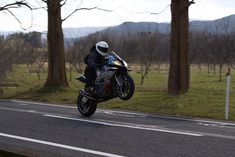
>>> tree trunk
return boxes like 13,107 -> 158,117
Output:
168,0 -> 192,95
0,88 -> 3,96
219,64 -> 223,82
213,63 -> 216,76
69,63 -> 72,81
45,0 -> 68,87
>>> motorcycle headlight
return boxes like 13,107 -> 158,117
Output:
113,60 -> 122,66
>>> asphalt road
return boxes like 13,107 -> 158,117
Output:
0,100 -> 235,157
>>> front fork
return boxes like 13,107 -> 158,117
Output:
114,75 -> 122,87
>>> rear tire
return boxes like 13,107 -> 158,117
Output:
77,94 -> 97,117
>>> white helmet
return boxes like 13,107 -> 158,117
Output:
96,41 -> 109,56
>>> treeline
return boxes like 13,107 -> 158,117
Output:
67,31 -> 170,64
67,30 -> 235,79
69,30 -> 235,65
65,29 -> 235,82
1,29 -> 235,82
0,32 -> 46,81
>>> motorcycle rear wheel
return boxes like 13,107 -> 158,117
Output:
77,94 -> 97,117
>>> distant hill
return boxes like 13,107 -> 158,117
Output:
100,14 -> 235,35
41,26 -> 106,39
0,27 -> 106,39
104,22 -> 170,35
0,31 -> 17,36
1,14 -> 235,39
190,14 -> 235,33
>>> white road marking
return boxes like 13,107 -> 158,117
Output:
96,109 -> 148,117
203,132 -> 235,140
11,99 -> 77,109
1,100 -> 235,140
0,107 -> 37,114
198,122 -> 235,129
0,104 -> 203,137
44,114 -> 204,137
19,103 -> 29,106
101,111 -> 136,118
3,99 -> 235,130
9,100 -> 235,127
0,132 -> 125,157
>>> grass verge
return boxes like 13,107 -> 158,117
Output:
0,150 -> 27,157
1,64 -> 235,121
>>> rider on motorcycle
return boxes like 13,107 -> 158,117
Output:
84,41 -> 109,92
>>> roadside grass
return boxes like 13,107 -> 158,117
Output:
1,64 -> 235,121
0,150 -> 27,157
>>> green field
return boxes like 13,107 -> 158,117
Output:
1,64 -> 235,121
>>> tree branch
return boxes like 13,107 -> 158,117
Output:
0,1 -> 32,11
62,7 -> 113,22
5,9 -> 22,24
0,1 -> 35,30
188,0 -> 195,7
60,0 -> 68,7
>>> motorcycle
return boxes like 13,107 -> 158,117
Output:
76,51 -> 135,117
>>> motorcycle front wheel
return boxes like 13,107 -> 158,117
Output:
116,74 -> 135,100
77,94 -> 97,117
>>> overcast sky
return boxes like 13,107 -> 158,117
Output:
0,0 -> 234,32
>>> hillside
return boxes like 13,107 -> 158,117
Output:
104,22 -> 170,35
190,14 -> 235,33
41,26 -> 106,39
1,14 -> 234,39
101,14 -> 235,35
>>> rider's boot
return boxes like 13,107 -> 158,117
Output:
85,84 -> 96,97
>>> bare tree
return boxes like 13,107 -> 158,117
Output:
41,0 -> 68,87
168,0 -> 195,95
0,36 -> 18,95
214,18 -> 235,81
138,32 -> 158,84
0,1 -> 32,94
40,0 -> 113,87
0,37 -> 14,80
66,41 -> 86,81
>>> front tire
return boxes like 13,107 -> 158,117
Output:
116,74 -> 135,100
77,94 -> 97,117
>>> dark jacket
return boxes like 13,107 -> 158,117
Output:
85,46 -> 105,69
84,46 -> 105,85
